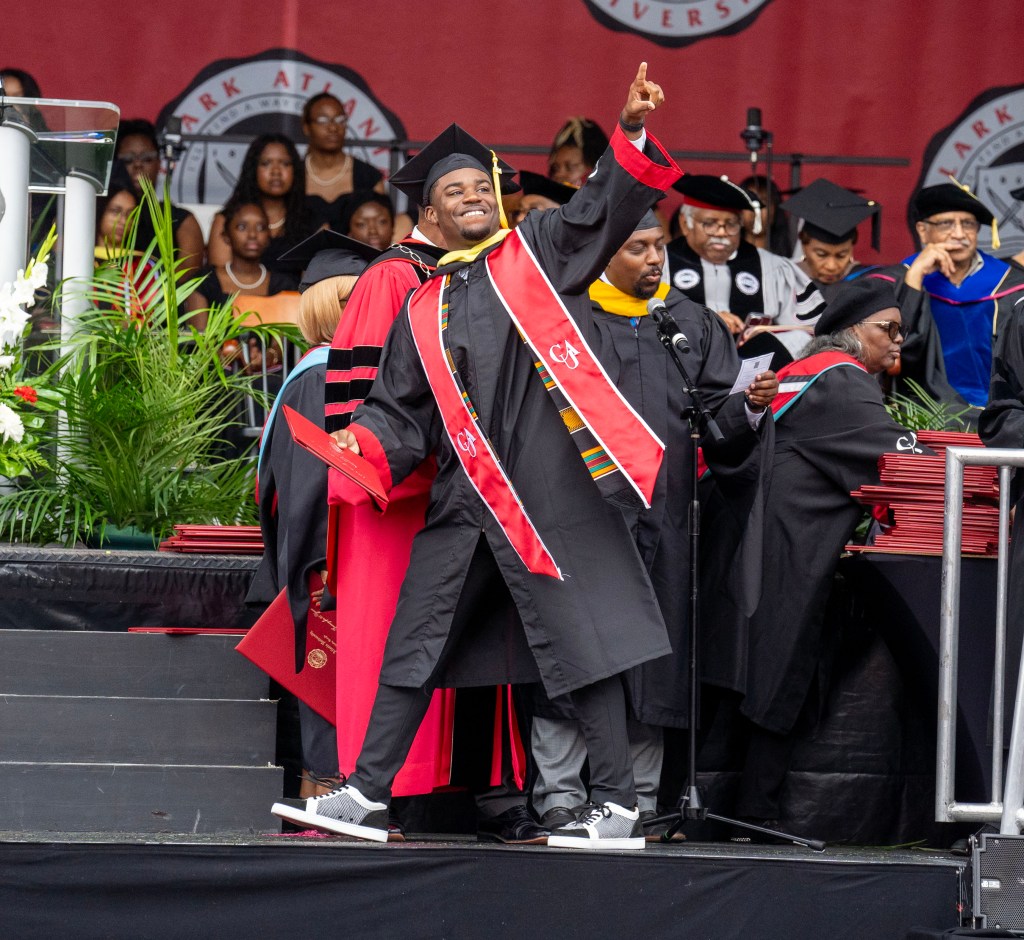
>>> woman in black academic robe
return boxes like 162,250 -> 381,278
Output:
704,278 -> 931,822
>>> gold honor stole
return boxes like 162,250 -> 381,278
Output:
407,230 -> 665,579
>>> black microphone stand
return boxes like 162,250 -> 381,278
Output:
740,107 -> 779,255
645,310 -> 825,852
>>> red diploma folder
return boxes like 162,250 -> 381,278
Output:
236,577 -> 337,723
282,404 -> 388,508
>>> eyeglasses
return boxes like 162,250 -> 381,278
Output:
311,115 -> 347,126
119,151 -> 159,166
695,218 -> 741,235
920,217 -> 980,234
863,320 -> 906,341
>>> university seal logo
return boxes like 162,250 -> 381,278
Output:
155,49 -> 406,207
915,83 -> 1024,258
582,0 -> 773,47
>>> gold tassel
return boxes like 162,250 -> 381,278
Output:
492,151 -> 508,230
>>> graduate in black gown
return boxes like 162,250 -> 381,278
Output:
980,290 -> 1024,745
704,277 -> 930,827
273,64 -> 683,850
246,242 -> 374,797
528,211 -> 777,834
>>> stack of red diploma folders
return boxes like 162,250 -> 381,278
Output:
846,431 -> 1000,557
158,524 -> 265,555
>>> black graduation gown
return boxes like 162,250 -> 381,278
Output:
589,290 -> 762,727
245,364 -> 330,670
348,133 -> 678,699
708,363 -> 928,734
980,299 -> 1024,740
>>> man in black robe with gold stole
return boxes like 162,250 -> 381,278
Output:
528,213 -> 776,832
274,65 -> 683,850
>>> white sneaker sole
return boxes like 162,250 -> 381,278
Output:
547,834 -> 646,850
271,802 -> 389,842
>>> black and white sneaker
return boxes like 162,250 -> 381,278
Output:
272,784 -> 390,842
546,801 -> 645,850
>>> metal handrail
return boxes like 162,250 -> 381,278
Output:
937,446 -> 1024,832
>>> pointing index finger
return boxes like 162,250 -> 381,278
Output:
635,62 -> 648,86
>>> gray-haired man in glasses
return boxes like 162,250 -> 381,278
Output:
897,182 -> 1024,408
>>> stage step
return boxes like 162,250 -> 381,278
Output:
0,762 -> 283,834
0,629 -> 284,834
0,695 -> 276,764
0,629 -> 267,699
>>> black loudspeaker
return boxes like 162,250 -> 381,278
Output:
970,832 -> 1024,932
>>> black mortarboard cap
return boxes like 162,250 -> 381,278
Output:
389,123 -> 520,208
633,209 -> 661,232
810,276 -> 899,336
279,228 -> 381,267
782,178 -> 882,251
672,174 -> 757,214
518,170 -> 577,207
279,229 -> 382,292
298,249 -> 375,292
913,182 -> 995,226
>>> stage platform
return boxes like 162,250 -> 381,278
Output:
0,831 -> 964,939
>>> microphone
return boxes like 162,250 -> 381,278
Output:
740,107 -> 764,163
647,297 -> 690,354
159,116 -> 184,171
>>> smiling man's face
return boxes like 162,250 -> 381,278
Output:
424,168 -> 500,250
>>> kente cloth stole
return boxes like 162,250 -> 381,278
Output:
409,273 -> 562,579
771,350 -> 867,420
407,231 -> 664,578
486,231 -> 664,508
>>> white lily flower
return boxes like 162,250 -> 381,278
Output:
10,271 -> 36,307
0,402 -> 25,443
0,354 -> 15,371
28,261 -> 48,291
0,307 -> 30,347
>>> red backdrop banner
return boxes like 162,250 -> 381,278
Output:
6,0 -> 1024,258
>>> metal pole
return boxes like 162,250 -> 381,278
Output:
0,122 -> 31,288
936,446 -> 966,822
993,465 -> 1012,803
59,172 -> 97,351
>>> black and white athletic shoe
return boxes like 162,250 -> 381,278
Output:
546,801 -> 645,850
272,784 -> 390,842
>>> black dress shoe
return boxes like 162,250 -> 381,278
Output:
477,805 -> 550,845
540,806 -> 577,830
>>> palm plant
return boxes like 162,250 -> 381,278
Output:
0,183 -> 294,546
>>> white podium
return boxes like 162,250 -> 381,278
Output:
0,95 -> 120,335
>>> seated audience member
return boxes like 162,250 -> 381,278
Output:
666,175 -> 824,361
782,178 -> 881,302
115,119 -> 205,278
740,175 -> 792,258
207,134 -> 318,274
301,92 -> 386,230
783,179 -> 964,410
547,116 -> 609,186
189,200 -> 298,317
338,191 -> 396,251
702,277 -> 930,833
894,182 -> 1024,407
94,180 -> 138,256
0,67 -> 40,98
1010,186 -> 1024,272
246,239 -> 376,800
507,171 -> 576,228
